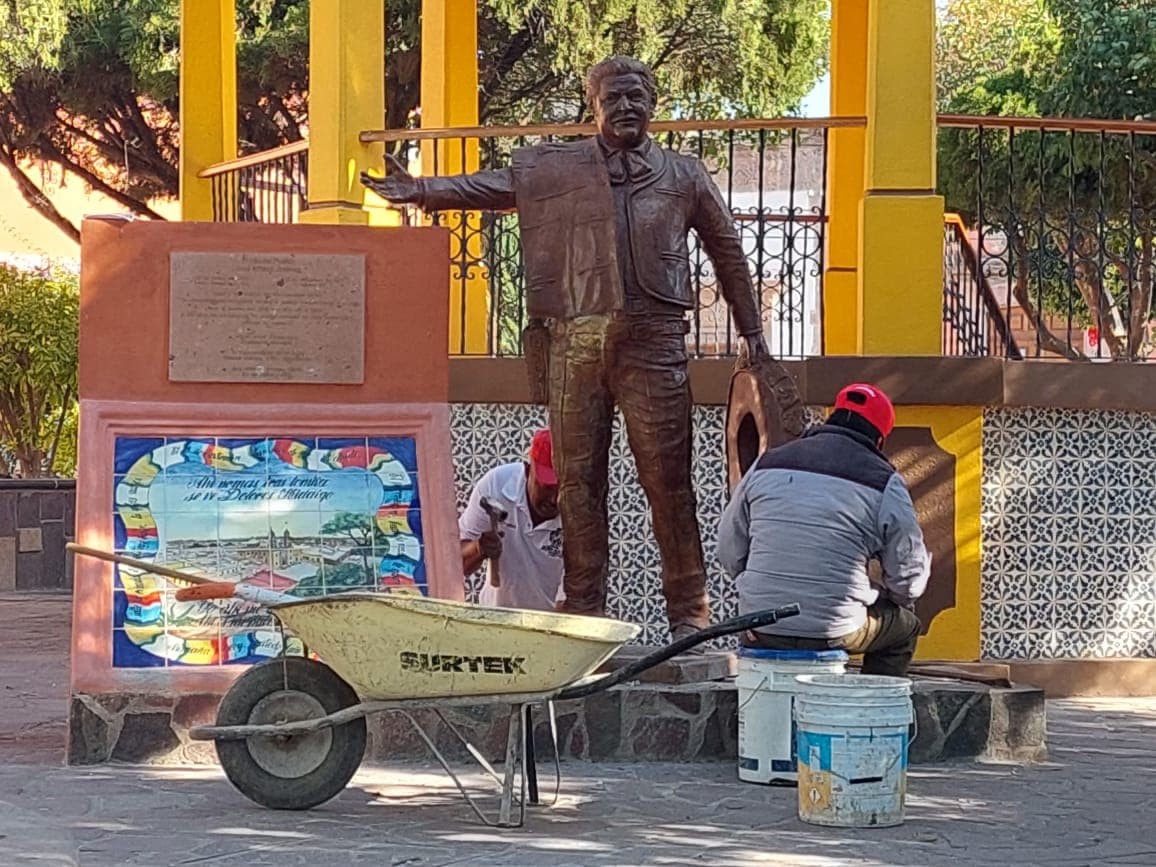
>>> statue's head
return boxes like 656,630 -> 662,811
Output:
585,56 -> 657,149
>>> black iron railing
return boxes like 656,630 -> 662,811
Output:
201,141 -> 308,224
363,118 -> 855,357
938,115 -> 1156,360
942,215 -> 1021,358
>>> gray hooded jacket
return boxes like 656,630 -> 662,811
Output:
717,424 -> 931,638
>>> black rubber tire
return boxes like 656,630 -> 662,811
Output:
215,657 -> 366,810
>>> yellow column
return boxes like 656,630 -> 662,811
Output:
178,0 -> 236,221
899,407 -> 982,662
823,0 -> 867,355
421,0 -> 487,354
298,0 -> 384,225
858,0 -> 944,354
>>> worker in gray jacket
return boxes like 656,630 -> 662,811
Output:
717,382 -> 931,677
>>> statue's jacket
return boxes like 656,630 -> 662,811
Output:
413,137 -> 761,336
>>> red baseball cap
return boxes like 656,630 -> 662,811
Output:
834,383 -> 895,438
529,428 -> 557,486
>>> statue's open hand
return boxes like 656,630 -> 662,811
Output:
360,153 -> 420,204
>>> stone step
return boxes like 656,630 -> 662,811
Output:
68,678 -> 1047,767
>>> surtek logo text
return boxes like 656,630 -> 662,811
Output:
399,651 -> 527,675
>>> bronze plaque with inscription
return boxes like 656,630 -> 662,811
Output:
169,251 -> 365,384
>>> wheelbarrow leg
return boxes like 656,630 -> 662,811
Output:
498,704 -> 526,827
523,703 -> 539,806
545,700 -> 561,806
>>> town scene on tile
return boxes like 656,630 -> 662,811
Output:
1,1 -> 1155,864
110,436 -> 422,666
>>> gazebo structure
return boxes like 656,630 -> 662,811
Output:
178,0 -> 945,358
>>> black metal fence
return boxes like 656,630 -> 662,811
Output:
202,116 -> 1156,362
938,116 -> 1156,360
942,216 -> 1021,358
367,119 -> 849,357
203,141 -> 308,224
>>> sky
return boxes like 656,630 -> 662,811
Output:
797,0 -> 948,117
799,71 -> 831,117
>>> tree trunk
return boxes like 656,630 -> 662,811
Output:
1010,233 -> 1085,360
1128,230 -> 1154,359
0,148 -> 80,243
14,447 -> 46,479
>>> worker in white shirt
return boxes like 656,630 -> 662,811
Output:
459,429 -> 563,610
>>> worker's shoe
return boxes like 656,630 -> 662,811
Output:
671,623 -> 705,653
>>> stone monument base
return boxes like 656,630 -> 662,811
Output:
67,678 -> 1046,767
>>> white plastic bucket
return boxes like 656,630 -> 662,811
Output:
736,649 -> 848,785
794,674 -> 914,828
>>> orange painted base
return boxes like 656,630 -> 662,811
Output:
72,400 -> 461,697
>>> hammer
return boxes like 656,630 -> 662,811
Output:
479,496 -> 508,588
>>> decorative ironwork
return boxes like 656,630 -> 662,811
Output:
938,115 -> 1156,360
200,141 -> 308,224
378,120 -> 842,358
942,216 -> 1021,358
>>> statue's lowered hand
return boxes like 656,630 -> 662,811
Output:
360,153 -> 420,203
741,332 -> 770,363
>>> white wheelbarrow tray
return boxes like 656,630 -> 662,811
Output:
269,592 -> 641,701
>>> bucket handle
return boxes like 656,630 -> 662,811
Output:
736,676 -> 769,711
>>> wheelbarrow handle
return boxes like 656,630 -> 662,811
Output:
67,544 -> 216,585
175,583 -> 238,602
554,603 -> 801,701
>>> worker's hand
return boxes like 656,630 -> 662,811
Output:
478,529 -> 503,560
741,332 -> 770,363
360,154 -> 421,203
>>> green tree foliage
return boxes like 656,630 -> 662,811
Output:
320,511 -> 388,547
290,561 -> 374,598
0,0 -> 307,234
936,0 -> 1156,358
0,265 -> 78,477
320,510 -> 385,576
0,0 -> 826,235
474,0 -> 827,123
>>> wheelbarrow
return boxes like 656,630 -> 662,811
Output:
68,545 -> 800,827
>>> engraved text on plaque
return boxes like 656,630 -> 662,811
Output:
169,251 -> 366,384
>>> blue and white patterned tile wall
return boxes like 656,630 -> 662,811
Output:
982,408 -> 1156,659
451,404 -> 732,645
451,403 -> 829,645
455,404 -> 1156,660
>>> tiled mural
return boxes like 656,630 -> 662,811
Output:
106,407 -> 1156,666
112,436 -> 423,667
982,408 -> 1156,660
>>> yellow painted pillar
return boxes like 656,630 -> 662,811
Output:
894,407 -> 983,662
823,0 -> 867,355
298,0 -> 384,225
421,0 -> 488,354
858,0 -> 944,355
178,0 -> 237,221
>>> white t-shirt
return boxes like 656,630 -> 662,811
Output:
459,462 -> 564,611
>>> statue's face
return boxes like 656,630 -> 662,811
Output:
593,72 -> 653,148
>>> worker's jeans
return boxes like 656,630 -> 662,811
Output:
548,313 -> 710,631
742,600 -> 921,677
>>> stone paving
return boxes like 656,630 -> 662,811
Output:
2,593 -> 1156,865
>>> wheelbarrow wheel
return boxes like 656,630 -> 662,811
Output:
215,657 -> 366,811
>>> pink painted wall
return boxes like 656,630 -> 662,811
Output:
73,219 -> 461,696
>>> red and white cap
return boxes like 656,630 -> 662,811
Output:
529,429 -> 557,486
834,383 -> 895,438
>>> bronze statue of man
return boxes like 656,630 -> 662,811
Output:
363,56 -> 768,640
